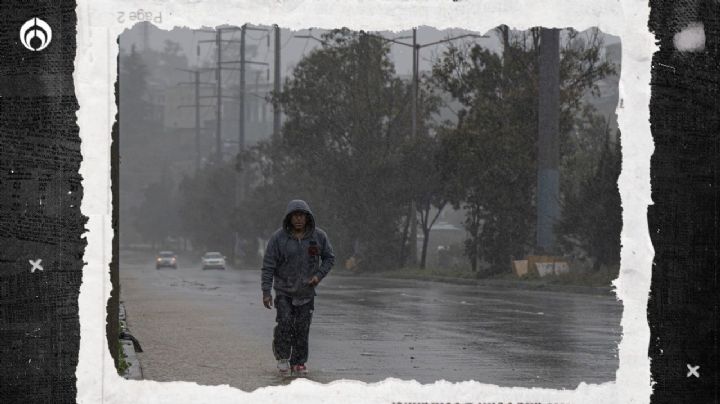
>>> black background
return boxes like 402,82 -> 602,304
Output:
0,0 -> 718,402
0,1 -> 86,403
648,0 -> 719,403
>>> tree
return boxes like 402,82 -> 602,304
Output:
557,131 -> 622,271
561,106 -> 615,197
432,27 -> 616,274
432,33 -> 536,273
402,133 -> 450,269
397,78 -> 444,269
244,29 -> 439,269
119,44 -> 187,250
132,176 -> 177,249
163,39 -> 182,57
119,45 -> 151,140
177,164 -> 237,256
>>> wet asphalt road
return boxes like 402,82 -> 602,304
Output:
119,252 -> 621,391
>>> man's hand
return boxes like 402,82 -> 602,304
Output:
307,275 -> 320,287
263,295 -> 273,309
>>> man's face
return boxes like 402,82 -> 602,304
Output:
291,211 -> 307,231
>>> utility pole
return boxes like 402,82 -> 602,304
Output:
235,25 -> 269,158
237,26 -> 248,266
293,29 -> 487,267
196,27 -> 243,164
176,67 -> 215,174
219,25 -> 269,195
206,25 -> 269,266
255,70 -> 263,123
408,27 -> 419,266
195,70 -> 201,171
215,30 -> 223,164
197,25 -> 272,266
536,28 -> 560,254
142,21 -> 149,51
240,26 -> 246,156
364,29 -> 487,267
273,24 -> 281,137
411,27 -> 418,141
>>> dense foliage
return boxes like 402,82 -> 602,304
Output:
431,27 -> 616,273
123,27 -> 622,277
240,29 -> 440,269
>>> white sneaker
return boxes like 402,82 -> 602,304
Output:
277,359 -> 290,375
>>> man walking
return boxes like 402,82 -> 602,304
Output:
261,199 -> 335,376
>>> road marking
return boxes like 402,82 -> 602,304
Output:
687,364 -> 700,378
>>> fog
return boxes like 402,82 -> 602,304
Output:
118,23 -> 621,279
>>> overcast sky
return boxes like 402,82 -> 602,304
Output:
120,24 -> 619,78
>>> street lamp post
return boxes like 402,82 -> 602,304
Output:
362,28 -> 488,266
297,29 -> 487,267
409,28 -> 419,266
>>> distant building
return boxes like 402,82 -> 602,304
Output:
417,222 -> 467,269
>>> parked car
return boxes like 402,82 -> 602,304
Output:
155,251 -> 177,269
201,252 -> 226,270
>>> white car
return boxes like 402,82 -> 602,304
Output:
201,252 -> 226,270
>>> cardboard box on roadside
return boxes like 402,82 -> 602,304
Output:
526,255 -> 570,277
554,261 -> 570,275
535,262 -> 556,277
526,255 -> 556,276
512,260 -> 529,277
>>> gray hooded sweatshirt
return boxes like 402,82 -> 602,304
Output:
261,200 -> 335,305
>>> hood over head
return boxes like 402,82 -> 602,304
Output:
283,199 -> 316,233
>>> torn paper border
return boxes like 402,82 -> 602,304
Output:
76,0 -> 655,403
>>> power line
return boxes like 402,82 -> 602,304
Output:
301,36 -> 311,55
279,32 -> 294,50
247,32 -> 269,41
273,25 -> 282,137
195,27 -> 244,163
175,68 -> 216,174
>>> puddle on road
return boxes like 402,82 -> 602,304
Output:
163,277 -> 221,292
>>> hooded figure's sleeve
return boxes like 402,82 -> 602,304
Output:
315,232 -> 335,280
261,235 -> 279,297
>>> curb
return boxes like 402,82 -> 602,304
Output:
120,339 -> 143,380
119,303 -> 143,380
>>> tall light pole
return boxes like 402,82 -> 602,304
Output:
362,29 -> 487,266
296,29 -> 486,267
273,25 -> 282,137
536,28 -> 560,254
215,30 -> 223,163
240,26 -> 246,155
409,28 -> 419,266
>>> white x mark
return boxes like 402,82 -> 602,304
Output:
687,364 -> 700,378
29,259 -> 43,273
